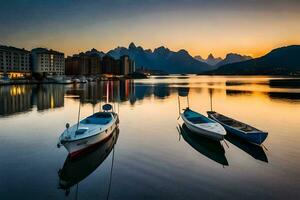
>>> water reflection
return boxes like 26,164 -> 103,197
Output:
58,128 -> 119,196
178,124 -> 228,166
0,85 -> 32,116
226,90 -> 253,96
154,83 -> 171,99
225,134 -> 268,162
269,79 -> 300,88
1,76 -> 300,117
267,92 -> 300,101
33,85 -> 64,111
65,80 -> 135,104
0,76 -> 300,199
0,84 -> 64,116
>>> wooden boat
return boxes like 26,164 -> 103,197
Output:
58,104 -> 119,158
181,108 -> 226,141
178,124 -> 228,166
207,111 -> 268,145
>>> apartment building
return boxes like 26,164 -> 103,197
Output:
0,45 -> 31,78
31,48 -> 65,75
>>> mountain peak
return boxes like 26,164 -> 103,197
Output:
177,49 -> 189,56
207,53 -> 215,59
153,46 -> 170,55
154,46 -> 168,51
194,55 -> 203,60
128,42 -> 136,49
216,53 -> 252,67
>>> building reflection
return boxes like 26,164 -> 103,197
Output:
33,85 -> 65,111
153,83 -> 171,99
0,81 -> 187,117
1,77 -> 299,117
0,84 -> 65,116
0,85 -> 32,116
65,80 -> 136,104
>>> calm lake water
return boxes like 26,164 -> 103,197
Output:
0,76 -> 300,199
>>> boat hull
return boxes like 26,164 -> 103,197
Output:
222,124 -> 267,145
184,121 -> 224,141
179,124 -> 228,166
61,122 -> 118,158
207,112 -> 268,145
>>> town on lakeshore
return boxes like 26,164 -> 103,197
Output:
1,1 -> 300,199
0,45 -> 137,85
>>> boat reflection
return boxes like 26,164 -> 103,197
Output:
269,79 -> 300,88
58,128 -> 119,195
267,92 -> 300,101
225,133 -> 268,162
178,124 -> 228,166
226,89 -> 253,96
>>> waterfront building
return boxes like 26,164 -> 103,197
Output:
119,55 -> 135,75
65,50 -> 135,76
65,49 -> 103,76
102,55 -> 135,75
31,48 -> 65,76
0,45 -> 31,79
102,55 -> 119,74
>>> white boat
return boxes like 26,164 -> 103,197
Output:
79,79 -> 87,83
58,104 -> 119,158
181,108 -> 226,141
72,78 -> 80,83
53,76 -> 73,84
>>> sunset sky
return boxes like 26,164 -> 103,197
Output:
1,0 -> 300,58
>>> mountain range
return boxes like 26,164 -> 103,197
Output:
194,53 -> 252,66
207,45 -> 300,75
194,54 -> 222,66
107,43 -> 213,73
81,43 -> 300,75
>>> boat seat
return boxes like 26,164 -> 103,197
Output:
82,116 -> 112,125
187,117 -> 211,124
240,125 -> 254,132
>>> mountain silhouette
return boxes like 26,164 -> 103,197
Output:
194,54 -> 222,66
216,53 -> 252,67
195,53 -> 250,66
207,45 -> 300,75
107,43 -> 213,73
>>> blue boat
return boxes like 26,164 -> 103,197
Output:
207,111 -> 268,145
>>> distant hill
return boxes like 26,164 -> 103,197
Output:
194,54 -> 222,66
195,53 -> 251,66
207,45 -> 300,75
216,53 -> 252,67
107,43 -> 213,73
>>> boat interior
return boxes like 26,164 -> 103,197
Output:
209,112 -> 257,132
81,112 -> 113,125
184,109 -> 213,124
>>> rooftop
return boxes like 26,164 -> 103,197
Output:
0,45 -> 30,53
31,48 -> 64,55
